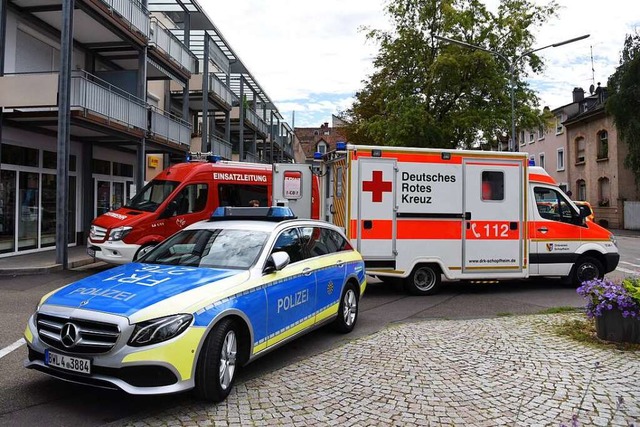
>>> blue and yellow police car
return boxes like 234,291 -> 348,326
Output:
24,207 -> 366,402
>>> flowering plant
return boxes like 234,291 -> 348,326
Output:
577,277 -> 640,318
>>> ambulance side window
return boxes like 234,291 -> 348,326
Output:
481,171 -> 504,201
534,187 -> 579,224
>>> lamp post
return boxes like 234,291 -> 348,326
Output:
434,34 -> 590,152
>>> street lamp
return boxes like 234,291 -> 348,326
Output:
434,34 -> 590,151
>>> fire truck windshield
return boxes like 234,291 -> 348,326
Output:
125,180 -> 180,212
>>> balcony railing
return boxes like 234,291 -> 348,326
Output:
71,70 -> 147,131
243,151 -> 261,163
208,74 -> 234,110
208,134 -> 233,159
244,108 -> 269,136
149,106 -> 191,147
99,0 -> 149,37
149,17 -> 197,74
208,38 -> 230,74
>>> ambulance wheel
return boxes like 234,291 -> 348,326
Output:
571,256 -> 604,287
194,318 -> 239,402
405,264 -> 441,295
135,244 -> 156,260
333,283 -> 359,333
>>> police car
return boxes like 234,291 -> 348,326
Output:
24,207 -> 366,402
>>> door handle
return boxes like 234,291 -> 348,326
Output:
537,227 -> 548,233
302,267 -> 313,276
336,260 -> 344,267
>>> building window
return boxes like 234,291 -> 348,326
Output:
113,162 -> 134,177
538,125 -> 545,140
575,137 -> 585,164
15,29 -> 60,73
519,131 -> 526,146
597,130 -> 609,160
1,144 -> 39,167
598,177 -> 610,206
529,131 -> 535,143
557,148 -> 565,171
316,141 -> 327,154
92,159 -> 111,175
577,179 -> 586,201
539,153 -> 545,169
555,114 -> 563,134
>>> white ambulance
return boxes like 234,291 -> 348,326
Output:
319,144 -> 619,295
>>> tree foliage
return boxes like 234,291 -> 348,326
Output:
606,31 -> 640,183
340,0 -> 557,149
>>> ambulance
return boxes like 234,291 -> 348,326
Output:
319,143 -> 619,295
88,155 -> 319,264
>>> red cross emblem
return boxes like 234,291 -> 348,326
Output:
362,170 -> 392,202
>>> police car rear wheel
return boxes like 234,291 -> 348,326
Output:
405,265 -> 441,295
194,318 -> 238,402
572,256 -> 604,287
333,284 -> 359,333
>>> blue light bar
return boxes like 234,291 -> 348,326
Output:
529,159 -> 536,166
210,206 -> 297,222
336,141 -> 347,151
313,152 -> 323,160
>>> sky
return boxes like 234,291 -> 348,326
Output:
203,1 -> 640,128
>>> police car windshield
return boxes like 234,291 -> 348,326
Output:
125,180 -> 180,212
141,229 -> 269,269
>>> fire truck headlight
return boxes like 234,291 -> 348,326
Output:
128,314 -> 193,347
108,226 -> 133,241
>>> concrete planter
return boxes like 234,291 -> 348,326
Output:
595,309 -> 640,344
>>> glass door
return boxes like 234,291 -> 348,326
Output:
96,179 -> 111,217
18,172 -> 39,251
41,174 -> 56,247
0,170 -> 16,254
113,181 -> 124,211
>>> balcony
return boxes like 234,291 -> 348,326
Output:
209,74 -> 234,110
71,70 -> 148,131
243,151 -> 262,163
98,0 -> 150,38
208,134 -> 233,160
149,17 -> 197,75
149,107 -> 192,147
244,108 -> 269,137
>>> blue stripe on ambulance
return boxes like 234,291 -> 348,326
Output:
43,263 -> 239,316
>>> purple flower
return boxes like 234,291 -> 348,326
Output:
577,278 -> 640,318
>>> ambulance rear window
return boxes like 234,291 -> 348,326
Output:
481,171 -> 504,201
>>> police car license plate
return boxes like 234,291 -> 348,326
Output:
45,349 -> 91,374
86,247 -> 95,257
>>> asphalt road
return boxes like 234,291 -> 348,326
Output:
0,234 -> 637,426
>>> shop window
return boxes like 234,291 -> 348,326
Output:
43,150 -> 77,172
92,159 -> 111,175
113,162 -> 134,177
597,130 -> 609,160
1,144 -> 38,167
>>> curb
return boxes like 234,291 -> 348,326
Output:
0,257 -> 102,276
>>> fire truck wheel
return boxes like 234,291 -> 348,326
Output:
571,256 -> 604,287
135,244 -> 156,260
333,283 -> 359,333
405,264 -> 441,295
194,318 -> 239,402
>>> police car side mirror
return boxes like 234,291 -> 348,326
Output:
263,251 -> 290,274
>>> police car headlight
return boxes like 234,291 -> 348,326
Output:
108,226 -> 132,241
128,314 -> 193,347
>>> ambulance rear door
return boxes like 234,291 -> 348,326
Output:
462,158 -> 526,276
272,163 -> 314,219
356,158 -> 397,259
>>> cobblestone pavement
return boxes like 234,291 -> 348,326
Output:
119,314 -> 639,427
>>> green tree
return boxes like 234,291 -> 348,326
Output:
340,0 -> 557,149
606,31 -> 640,183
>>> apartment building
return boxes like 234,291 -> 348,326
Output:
523,85 -> 639,229
0,0 -> 295,259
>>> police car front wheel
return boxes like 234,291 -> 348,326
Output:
194,318 -> 239,402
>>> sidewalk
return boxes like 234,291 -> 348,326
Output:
0,245 -> 103,276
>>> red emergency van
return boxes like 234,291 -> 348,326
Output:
88,157 -> 320,264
